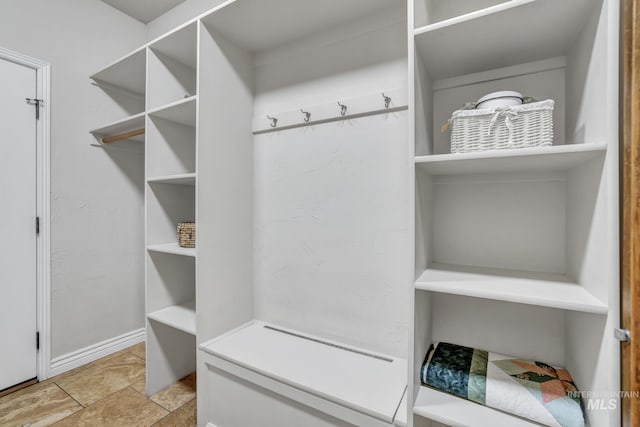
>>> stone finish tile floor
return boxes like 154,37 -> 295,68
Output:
0,343 -> 196,427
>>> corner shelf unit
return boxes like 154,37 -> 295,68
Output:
144,23 -> 198,396
90,22 -> 200,398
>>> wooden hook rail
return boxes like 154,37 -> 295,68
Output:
101,128 -> 145,143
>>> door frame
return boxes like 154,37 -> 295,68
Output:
0,47 -> 51,381
621,0 -> 640,425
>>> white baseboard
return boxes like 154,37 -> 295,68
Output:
49,328 -> 146,378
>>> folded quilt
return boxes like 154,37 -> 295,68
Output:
420,342 -> 584,427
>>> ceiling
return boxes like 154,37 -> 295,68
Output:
101,0 -> 187,24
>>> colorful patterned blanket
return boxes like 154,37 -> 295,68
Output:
420,342 -> 584,427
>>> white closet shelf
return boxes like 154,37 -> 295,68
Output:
149,21 -> 197,70
414,0 -> 598,79
90,113 -> 146,143
415,143 -> 607,175
147,173 -> 196,186
148,301 -> 196,335
415,263 -> 607,315
148,96 -> 197,127
200,0 -> 394,53
200,321 -> 407,425
90,47 -> 146,96
414,386 -> 540,427
147,243 -> 196,257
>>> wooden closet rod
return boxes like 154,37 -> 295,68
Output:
102,128 -> 145,144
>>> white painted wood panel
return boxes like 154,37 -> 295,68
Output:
431,171 -> 566,274
147,301 -> 196,335
416,143 -> 607,176
416,263 -> 607,314
0,58 -> 37,390
253,113 -> 409,357
431,294 -> 566,367
414,0 -> 597,79
414,386 -> 540,427
201,321 -> 407,424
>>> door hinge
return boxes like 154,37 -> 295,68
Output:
614,328 -> 631,343
36,332 -> 40,350
36,217 -> 40,235
25,98 -> 44,120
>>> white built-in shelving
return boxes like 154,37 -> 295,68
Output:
90,18 -> 200,397
89,0 -> 621,426
144,21 -> 199,397
147,23 -> 197,111
146,243 -> 196,257
414,386 -> 539,427
89,112 -> 146,146
90,47 -> 146,96
147,173 -> 196,186
148,301 -> 196,335
414,0 -> 598,79
415,264 -> 607,314
411,1 -> 620,427
415,143 -> 607,175
147,96 -> 197,126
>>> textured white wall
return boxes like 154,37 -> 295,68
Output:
0,0 -> 146,358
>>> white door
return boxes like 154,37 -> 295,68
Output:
0,58 -> 38,390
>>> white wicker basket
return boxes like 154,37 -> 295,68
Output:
450,99 -> 554,153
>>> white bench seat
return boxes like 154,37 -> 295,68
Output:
200,321 -> 407,426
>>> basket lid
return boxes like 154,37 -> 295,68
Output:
477,91 -> 523,105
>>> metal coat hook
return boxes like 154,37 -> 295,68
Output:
267,115 -> 278,128
300,109 -> 311,123
338,101 -> 347,116
382,93 -> 392,109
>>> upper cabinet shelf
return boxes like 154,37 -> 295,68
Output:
90,47 -> 146,96
415,143 -> 607,176
414,0 -> 599,79
200,0 -> 395,53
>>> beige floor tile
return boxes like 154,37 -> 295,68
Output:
55,352 -> 145,406
92,346 -> 139,367
53,387 -> 168,427
40,363 -> 96,387
152,398 -> 196,427
0,382 -> 82,427
130,372 -> 146,396
150,373 -> 196,412
130,342 -> 146,360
